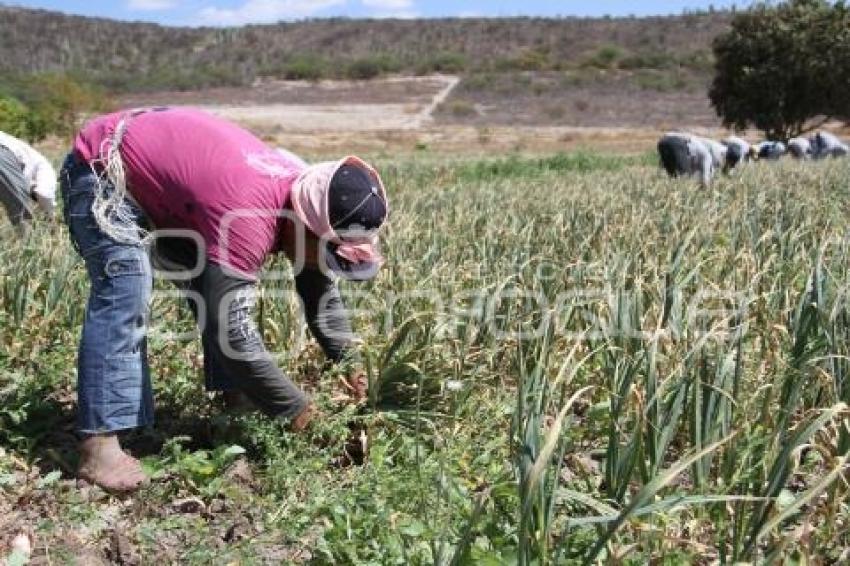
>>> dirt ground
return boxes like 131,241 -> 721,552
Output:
270,125 -> 684,159
114,74 -> 848,159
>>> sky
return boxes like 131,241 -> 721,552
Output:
5,1 -> 749,27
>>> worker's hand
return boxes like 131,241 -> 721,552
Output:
340,370 -> 368,404
290,402 -> 319,433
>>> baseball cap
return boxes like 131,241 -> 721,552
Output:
329,164 -> 387,233
289,156 -> 389,281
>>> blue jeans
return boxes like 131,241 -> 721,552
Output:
61,153 -> 242,432
60,153 -> 155,433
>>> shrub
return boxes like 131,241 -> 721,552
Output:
415,51 -> 467,74
513,48 -> 550,71
461,72 -> 496,91
582,45 -> 624,69
0,96 -> 33,140
346,58 -> 382,80
443,99 -> 477,118
0,73 -> 108,141
679,48 -> 714,71
492,48 -> 550,72
345,54 -> 402,80
278,55 -> 329,81
22,73 -> 109,138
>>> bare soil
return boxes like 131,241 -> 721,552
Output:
114,74 -> 711,157
119,76 -> 451,108
112,74 -> 847,159
436,70 -> 718,129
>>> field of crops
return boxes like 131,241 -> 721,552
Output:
1,150 -> 849,563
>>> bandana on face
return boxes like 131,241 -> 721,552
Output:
289,156 -> 388,275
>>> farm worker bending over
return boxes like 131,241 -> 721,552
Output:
721,135 -> 754,172
787,137 -> 812,160
812,131 -> 849,159
60,107 -> 389,492
755,141 -> 786,160
657,132 -> 726,188
0,130 -> 56,230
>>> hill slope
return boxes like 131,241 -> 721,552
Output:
0,5 -> 729,93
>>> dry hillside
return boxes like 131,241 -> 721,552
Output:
0,5 -> 729,92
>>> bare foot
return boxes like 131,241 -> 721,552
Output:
77,434 -> 147,493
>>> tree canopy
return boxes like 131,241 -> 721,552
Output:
709,0 -> 850,141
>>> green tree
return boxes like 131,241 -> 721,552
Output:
709,0 -> 850,141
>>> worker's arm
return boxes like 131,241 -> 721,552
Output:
294,267 -> 357,364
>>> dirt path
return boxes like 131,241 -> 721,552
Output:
414,75 -> 460,127
184,75 -> 459,132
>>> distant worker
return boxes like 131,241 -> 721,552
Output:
657,132 -> 726,188
0,130 -> 56,229
787,137 -> 812,160
811,131 -> 849,159
61,107 -> 388,492
755,141 -> 786,160
721,135 -> 753,172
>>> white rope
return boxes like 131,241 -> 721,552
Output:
89,111 -> 150,245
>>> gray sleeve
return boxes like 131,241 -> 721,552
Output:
200,264 -> 309,420
0,145 -> 35,226
294,268 -> 356,364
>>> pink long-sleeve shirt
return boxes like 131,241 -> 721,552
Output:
73,107 -> 306,277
